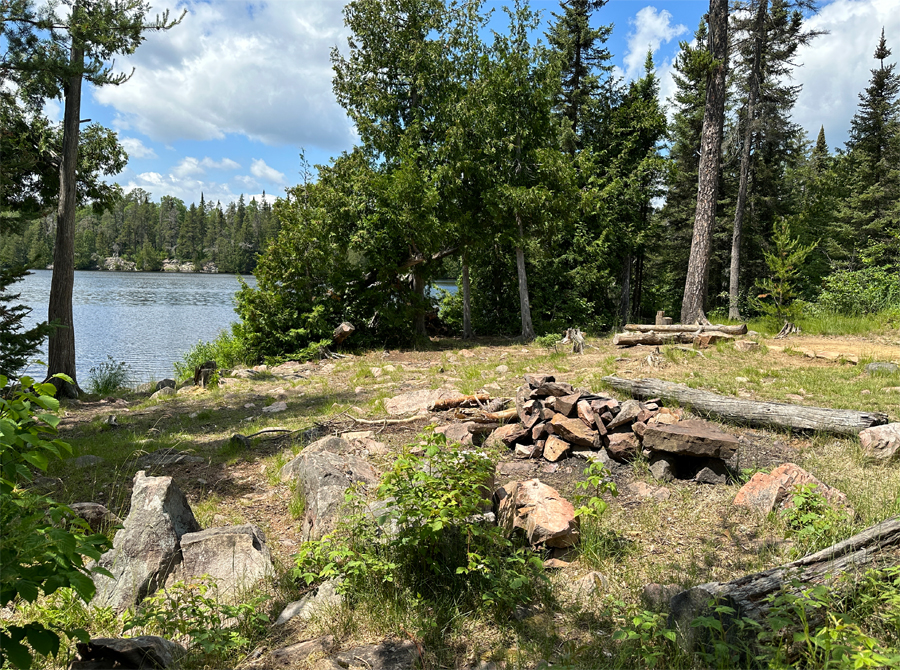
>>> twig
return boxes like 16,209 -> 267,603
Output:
245,427 -> 296,439
348,413 -> 431,426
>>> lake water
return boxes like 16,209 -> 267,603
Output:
14,271 -> 458,385
15,270 -> 254,384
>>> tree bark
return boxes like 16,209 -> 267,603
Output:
618,253 -> 632,328
612,332 -> 734,346
462,256 -> 473,339
681,0 -> 729,325
669,516 -> 900,652
729,0 -> 767,321
601,375 -> 889,435
413,269 -> 426,337
515,212 -> 535,340
624,323 -> 747,334
46,42 -> 84,398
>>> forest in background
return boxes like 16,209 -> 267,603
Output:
3,0 -> 898,359
231,0 -> 899,360
0,190 -> 278,274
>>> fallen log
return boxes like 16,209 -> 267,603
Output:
624,323 -> 748,334
613,331 -> 734,347
601,376 -> 888,435
428,393 -> 491,411
669,516 -> 900,652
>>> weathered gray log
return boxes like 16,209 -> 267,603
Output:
669,516 -> 900,652
624,323 -> 748,334
602,376 -> 888,435
613,331 -> 734,347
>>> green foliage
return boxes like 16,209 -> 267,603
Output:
0,266 -> 55,381
573,459 -> 618,519
86,355 -> 132,395
123,577 -> 270,665
780,484 -> 848,556
174,328 -> 251,381
754,218 -> 818,322
611,605 -> 679,668
293,430 -> 545,616
815,266 -> 900,316
0,375 -> 112,669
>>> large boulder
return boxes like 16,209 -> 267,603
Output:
167,525 -> 273,601
92,472 -> 200,612
494,479 -> 579,548
641,421 -> 740,459
280,439 -> 379,541
858,423 -> 900,461
69,636 -> 184,669
732,463 -> 849,515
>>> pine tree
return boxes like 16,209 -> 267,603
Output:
839,29 -> 900,267
546,0 -> 613,153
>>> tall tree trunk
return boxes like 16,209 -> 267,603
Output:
619,253 -> 632,328
413,269 -> 426,337
462,254 -> 473,339
632,252 -> 644,322
515,212 -> 535,340
729,0 -> 767,321
46,43 -> 84,398
681,0 -> 729,326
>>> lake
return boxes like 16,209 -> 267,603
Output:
14,271 -> 458,385
15,270 -> 254,384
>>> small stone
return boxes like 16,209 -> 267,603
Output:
694,459 -> 729,485
370,367 -> 383,378
648,453 -> 676,482
865,362 -> 899,375
735,377 -> 749,383
496,364 -> 509,373
570,571 -> 608,598
882,387 -> 900,393
524,373 -> 555,388
550,414 -> 600,449
262,401 -> 288,413
515,443 -> 543,459
861,389 -> 872,395
150,386 -> 176,401
555,392 -> 583,417
606,432 -> 639,461
858,423 -> 900,461
543,558 -> 570,569
734,340 -> 760,352
383,364 -> 396,373
543,435 -> 570,462
733,463 -> 849,515
607,399 -> 642,430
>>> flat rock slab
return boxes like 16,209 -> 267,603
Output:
168,525 -> 273,601
550,414 -> 600,449
494,479 -> 579,548
70,636 -> 185,669
642,421 -> 739,459
269,636 -> 335,668
93,472 -> 200,612
859,423 -> 900,461
543,435 -> 570,462
732,462 -> 849,515
318,640 -> 420,670
384,388 -> 462,415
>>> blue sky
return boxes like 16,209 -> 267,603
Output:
57,0 -> 899,207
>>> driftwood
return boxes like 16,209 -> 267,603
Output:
428,393 -> 491,411
613,331 -> 734,347
624,323 -> 748,334
669,516 -> 900,651
601,376 -> 888,435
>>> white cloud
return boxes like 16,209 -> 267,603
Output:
622,7 -> 687,82
92,1 -> 354,150
250,158 -> 286,184
121,169 -> 239,206
120,136 -> 157,159
171,155 -> 241,178
793,0 -> 900,147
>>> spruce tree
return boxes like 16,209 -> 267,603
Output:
840,29 -> 900,267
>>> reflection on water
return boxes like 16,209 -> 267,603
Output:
16,270 -> 255,384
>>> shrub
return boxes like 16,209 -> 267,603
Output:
122,577 -> 270,666
815,266 -> 900,316
780,484 -> 849,557
86,356 -> 132,395
293,430 -> 546,617
0,375 -> 112,669
173,328 -> 251,381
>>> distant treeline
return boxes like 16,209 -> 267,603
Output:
0,189 -> 278,274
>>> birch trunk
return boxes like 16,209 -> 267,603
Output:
515,212 -> 535,340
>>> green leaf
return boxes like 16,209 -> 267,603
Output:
25,624 -> 60,657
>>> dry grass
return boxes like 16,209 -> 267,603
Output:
18,329 -> 900,669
